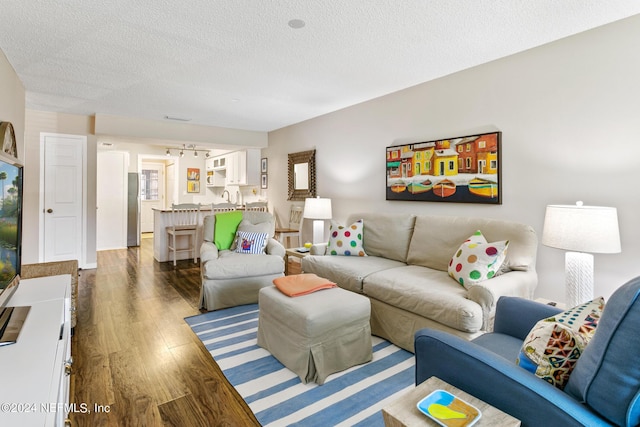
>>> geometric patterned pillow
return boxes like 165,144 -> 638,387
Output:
516,297 -> 605,390
326,219 -> 366,256
448,230 -> 509,289
234,231 -> 269,254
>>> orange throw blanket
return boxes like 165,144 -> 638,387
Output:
273,273 -> 337,297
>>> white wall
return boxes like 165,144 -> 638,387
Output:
96,151 -> 128,250
0,49 -> 25,159
265,15 -> 640,303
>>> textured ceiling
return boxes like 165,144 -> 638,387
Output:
1,1 -> 639,132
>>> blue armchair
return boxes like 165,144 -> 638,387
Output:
415,276 -> 640,427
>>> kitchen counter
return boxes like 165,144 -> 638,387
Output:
152,205 -> 255,262
152,208 -> 211,262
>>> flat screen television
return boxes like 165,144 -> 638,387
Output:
0,151 -> 23,310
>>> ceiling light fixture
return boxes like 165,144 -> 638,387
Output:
288,19 -> 305,29
165,144 -> 211,158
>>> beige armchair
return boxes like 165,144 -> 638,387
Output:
199,211 -> 285,311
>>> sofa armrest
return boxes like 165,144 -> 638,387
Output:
494,297 -> 563,340
200,241 -> 219,263
310,243 -> 327,255
266,238 -> 285,257
466,270 -> 538,330
414,329 -> 608,427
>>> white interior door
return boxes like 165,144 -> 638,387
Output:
42,134 -> 85,263
96,151 -> 128,250
140,162 -> 165,233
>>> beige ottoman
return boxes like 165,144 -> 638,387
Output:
257,285 -> 372,384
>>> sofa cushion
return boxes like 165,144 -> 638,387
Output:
203,251 -> 284,279
407,215 -> 537,273
346,212 -> 415,262
363,265 -> 483,332
565,276 -> 640,426
327,219 -> 366,256
472,333 -> 524,362
516,297 -> 604,390
448,230 -> 509,288
301,254 -> 406,293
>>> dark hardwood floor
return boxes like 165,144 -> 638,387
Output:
70,237 -> 260,427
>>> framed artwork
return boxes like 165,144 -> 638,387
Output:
187,168 -> 200,193
187,168 -> 200,180
261,173 -> 268,189
261,158 -> 268,173
187,180 -> 200,193
386,131 -> 501,204
0,122 -> 17,158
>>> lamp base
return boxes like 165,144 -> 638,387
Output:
311,220 -> 325,245
565,251 -> 594,307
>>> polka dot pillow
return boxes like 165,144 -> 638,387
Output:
448,230 -> 509,288
327,219 -> 367,256
516,297 -> 604,390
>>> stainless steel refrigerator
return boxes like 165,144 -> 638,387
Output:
127,173 -> 140,247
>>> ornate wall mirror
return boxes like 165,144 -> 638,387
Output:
288,149 -> 316,201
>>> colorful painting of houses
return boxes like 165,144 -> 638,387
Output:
386,132 -> 501,204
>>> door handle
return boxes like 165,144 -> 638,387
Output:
47,208 -> 53,213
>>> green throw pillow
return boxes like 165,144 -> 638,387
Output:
214,211 -> 243,250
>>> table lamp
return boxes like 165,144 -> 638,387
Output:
303,197 -> 332,244
541,201 -> 621,307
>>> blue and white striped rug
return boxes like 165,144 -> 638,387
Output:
185,304 -> 415,426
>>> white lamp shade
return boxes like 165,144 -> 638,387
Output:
542,204 -> 621,254
303,197 -> 332,220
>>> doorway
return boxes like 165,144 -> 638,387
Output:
40,133 -> 86,265
137,155 -> 179,239
140,162 -> 165,233
478,159 -> 486,174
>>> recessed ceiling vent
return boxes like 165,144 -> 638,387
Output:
164,115 -> 192,122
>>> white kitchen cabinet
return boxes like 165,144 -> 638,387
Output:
226,149 -> 260,186
205,158 -> 226,187
211,156 -> 226,169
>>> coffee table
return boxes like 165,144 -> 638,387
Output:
382,376 -> 520,426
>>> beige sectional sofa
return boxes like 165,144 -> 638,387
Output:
301,212 -> 538,352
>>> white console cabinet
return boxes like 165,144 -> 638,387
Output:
0,274 -> 72,427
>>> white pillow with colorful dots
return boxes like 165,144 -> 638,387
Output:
327,219 -> 367,256
448,230 -> 509,288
